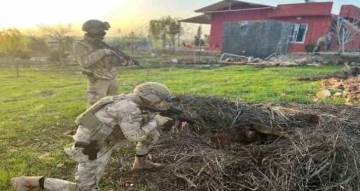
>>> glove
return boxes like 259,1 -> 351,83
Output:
103,49 -> 113,55
125,60 -> 134,65
154,114 -> 173,127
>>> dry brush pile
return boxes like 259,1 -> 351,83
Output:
110,96 -> 360,191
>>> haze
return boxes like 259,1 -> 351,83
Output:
1,0 -> 359,34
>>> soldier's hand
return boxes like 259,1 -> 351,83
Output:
161,120 -> 189,132
125,60 -> 134,65
154,114 -> 173,127
103,49 -> 113,55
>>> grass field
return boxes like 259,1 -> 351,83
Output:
0,64 -> 344,190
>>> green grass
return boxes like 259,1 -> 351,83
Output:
0,64 -> 343,190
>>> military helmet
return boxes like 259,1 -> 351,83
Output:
134,82 -> 174,111
82,19 -> 111,33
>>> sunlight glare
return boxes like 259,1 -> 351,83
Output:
0,0 -> 136,29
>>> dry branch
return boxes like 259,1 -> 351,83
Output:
109,96 -> 360,191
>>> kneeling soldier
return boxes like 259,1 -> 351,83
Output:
10,82 -> 174,191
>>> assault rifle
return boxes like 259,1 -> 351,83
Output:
96,39 -> 144,69
159,105 -> 196,126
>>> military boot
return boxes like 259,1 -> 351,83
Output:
9,176 -> 43,191
132,155 -> 164,171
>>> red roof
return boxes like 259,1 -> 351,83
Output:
270,2 -> 333,18
180,15 -> 211,24
195,0 -> 273,13
340,5 -> 360,19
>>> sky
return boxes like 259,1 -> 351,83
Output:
1,0 -> 359,35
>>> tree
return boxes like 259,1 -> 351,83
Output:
194,25 -> 202,47
116,28 -> 122,35
27,36 -> 49,56
123,30 -> 143,56
194,25 -> 205,54
149,16 -> 182,52
149,19 -> 167,49
38,24 -> 72,65
0,28 -> 23,57
167,19 -> 182,53
333,17 -> 360,52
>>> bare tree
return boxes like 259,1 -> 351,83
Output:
38,24 -> 72,65
333,17 -> 360,52
0,28 -> 23,57
123,30 -> 143,56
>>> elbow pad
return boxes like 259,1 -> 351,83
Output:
141,120 -> 157,134
122,120 -> 157,142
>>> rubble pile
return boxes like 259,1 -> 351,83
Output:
219,52 -> 360,68
218,54 -> 335,67
107,96 -> 360,191
316,76 -> 360,104
298,64 -> 360,104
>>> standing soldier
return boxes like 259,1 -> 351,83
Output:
73,19 -> 130,106
10,82 -> 175,191
313,32 -> 334,53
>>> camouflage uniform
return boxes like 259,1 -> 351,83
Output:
313,32 -> 333,52
10,82 -> 173,191
73,20 -> 127,106
41,94 -> 160,191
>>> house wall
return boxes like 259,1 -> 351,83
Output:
271,2 -> 333,18
210,9 -> 273,48
340,5 -> 360,19
210,12 -> 333,52
207,2 -> 360,53
222,20 -> 294,58
340,5 -> 360,51
275,16 -> 333,52
207,2 -> 351,53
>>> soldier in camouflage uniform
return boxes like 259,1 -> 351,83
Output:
313,32 -> 334,53
10,82 -> 174,191
73,19 -> 131,106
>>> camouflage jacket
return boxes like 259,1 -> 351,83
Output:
73,35 -> 123,80
73,94 -> 158,144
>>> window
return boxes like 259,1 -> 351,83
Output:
292,24 -> 308,43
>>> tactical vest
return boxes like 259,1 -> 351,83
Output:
75,39 -> 116,80
75,94 -> 127,140
75,40 -> 95,75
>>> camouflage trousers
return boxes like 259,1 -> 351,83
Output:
136,129 -> 160,155
42,145 -> 114,191
41,129 -> 160,191
87,77 -> 118,106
